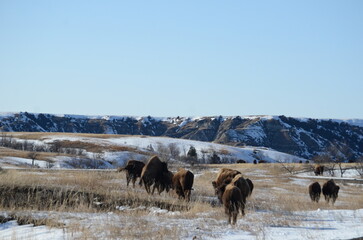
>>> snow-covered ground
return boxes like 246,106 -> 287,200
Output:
1,207 -> 363,239
1,134 -> 362,239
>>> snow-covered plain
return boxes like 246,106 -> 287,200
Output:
1,134 -> 363,239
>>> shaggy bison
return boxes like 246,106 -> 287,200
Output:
222,184 -> 243,225
172,168 -> 194,201
215,174 -> 250,216
118,160 -> 145,187
308,182 -> 321,202
314,165 -> 324,176
139,156 -> 170,194
212,168 -> 241,199
152,170 -> 174,195
322,179 -> 340,204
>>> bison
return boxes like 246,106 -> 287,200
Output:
222,184 -> 243,225
215,174 -> 250,215
236,160 -> 246,164
308,182 -> 321,202
139,156 -> 170,194
314,165 -> 324,176
152,170 -> 174,195
172,168 -> 194,201
212,168 -> 241,199
322,179 -> 340,204
118,160 -> 145,187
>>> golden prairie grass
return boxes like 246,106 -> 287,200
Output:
1,163 -> 363,239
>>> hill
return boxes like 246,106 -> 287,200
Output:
1,112 -> 362,160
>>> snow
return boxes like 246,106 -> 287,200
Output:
0,220 -> 67,240
1,208 -> 363,240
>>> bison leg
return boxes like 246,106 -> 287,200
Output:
184,190 -> 191,202
132,176 -> 137,188
232,211 -> 238,225
126,174 -> 131,187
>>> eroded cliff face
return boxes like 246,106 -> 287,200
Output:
1,112 -> 362,159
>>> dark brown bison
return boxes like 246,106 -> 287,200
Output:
118,160 -> 145,187
308,182 -> 321,202
152,170 -> 174,195
236,160 -> 246,164
212,168 -> 241,198
222,184 -> 243,225
172,168 -> 194,201
215,174 -> 250,213
139,156 -> 170,194
322,179 -> 340,204
314,165 -> 324,176
246,178 -> 254,197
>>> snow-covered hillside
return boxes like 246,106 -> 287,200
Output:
0,134 -> 307,169
0,112 -> 362,160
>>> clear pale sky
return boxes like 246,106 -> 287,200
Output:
1,1 -> 362,118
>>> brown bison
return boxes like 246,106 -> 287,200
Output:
118,160 -> 145,187
222,184 -> 243,225
236,160 -> 246,164
308,182 -> 321,202
314,165 -> 324,176
212,168 -> 241,199
152,170 -> 174,195
139,156 -> 170,194
322,179 -> 340,204
215,174 -> 250,215
172,168 -> 194,201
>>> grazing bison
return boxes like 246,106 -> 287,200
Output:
222,183 -> 243,225
308,182 -> 321,202
236,160 -> 246,164
118,160 -> 145,187
215,174 -> 250,214
314,165 -> 324,176
246,178 -> 254,197
153,170 -> 174,195
322,179 -> 340,204
212,168 -> 241,198
139,156 -> 170,194
172,168 -> 194,201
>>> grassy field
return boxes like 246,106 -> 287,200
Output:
0,132 -> 362,239
1,162 -> 362,239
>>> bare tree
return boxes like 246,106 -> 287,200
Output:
168,142 -> 180,160
28,152 -> 38,168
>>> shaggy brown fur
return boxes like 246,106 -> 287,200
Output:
118,160 -> 145,187
152,170 -> 174,195
215,174 -> 250,211
139,156 -> 169,194
314,165 -> 324,176
172,168 -> 194,201
212,168 -> 241,199
222,184 -> 243,225
308,182 -> 321,202
322,179 -> 340,204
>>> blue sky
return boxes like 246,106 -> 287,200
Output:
1,1 -> 362,118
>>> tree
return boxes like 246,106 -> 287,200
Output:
168,143 -> 180,160
28,152 -> 38,168
187,146 -> 197,165
210,152 -> 221,164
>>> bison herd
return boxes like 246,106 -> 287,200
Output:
308,179 -> 340,204
119,156 -> 342,225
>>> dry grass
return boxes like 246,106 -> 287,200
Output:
1,161 -> 363,239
